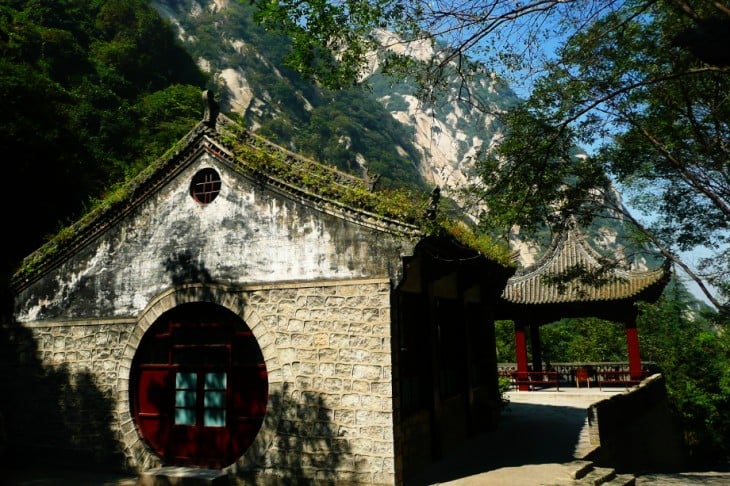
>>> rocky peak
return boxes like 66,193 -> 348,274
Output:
150,0 -> 648,270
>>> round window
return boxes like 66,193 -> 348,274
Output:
130,302 -> 268,468
190,168 -> 221,204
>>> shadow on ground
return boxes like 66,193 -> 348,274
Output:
405,401 -> 589,485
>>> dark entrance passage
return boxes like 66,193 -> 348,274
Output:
130,302 -> 268,468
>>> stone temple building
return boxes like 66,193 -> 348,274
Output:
3,95 -> 515,485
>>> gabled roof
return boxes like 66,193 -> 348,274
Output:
11,113 -> 427,292
501,220 -> 670,305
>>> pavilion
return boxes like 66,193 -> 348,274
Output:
497,220 -> 671,388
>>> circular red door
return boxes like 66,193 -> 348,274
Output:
130,302 -> 268,468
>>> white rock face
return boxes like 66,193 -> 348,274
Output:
219,67 -> 254,114
155,1 -> 495,209
373,29 -> 436,62
151,0 -> 638,268
366,30 -> 501,204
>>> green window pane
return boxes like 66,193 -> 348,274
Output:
204,390 -> 225,408
176,390 -> 196,407
204,409 -> 226,427
175,408 -> 196,425
176,372 -> 197,389
205,372 -> 226,389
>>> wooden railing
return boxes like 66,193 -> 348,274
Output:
498,362 -> 658,391
499,370 -> 560,391
595,369 -> 651,389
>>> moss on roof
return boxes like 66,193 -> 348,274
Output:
12,119 -> 514,290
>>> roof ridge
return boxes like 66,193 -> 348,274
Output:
503,219 -> 669,304
217,114 -> 377,191
11,117 -> 424,292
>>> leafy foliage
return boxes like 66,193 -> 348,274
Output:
439,220 -> 514,267
0,0 -> 208,311
637,284 -> 730,468
473,3 -> 729,313
542,318 -> 627,363
226,129 -> 429,224
248,0 -> 391,90
497,318 -> 628,365
494,320 -> 516,363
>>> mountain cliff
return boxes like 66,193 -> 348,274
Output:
150,0 -> 519,191
149,0 -> 647,269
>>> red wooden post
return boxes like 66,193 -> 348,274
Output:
515,321 -> 529,391
529,323 -> 542,372
625,323 -> 642,380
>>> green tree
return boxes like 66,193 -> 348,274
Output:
0,0 -> 207,312
249,0 -> 729,314
496,318 -> 628,365
541,318 -> 627,363
637,287 -> 730,467
494,320 -> 516,363
475,2 -> 729,314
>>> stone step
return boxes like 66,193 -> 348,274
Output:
574,416 -> 599,460
601,473 -> 636,485
569,460 -> 596,480
563,460 -> 636,486
137,466 -> 228,486
575,467 -> 623,486
574,466 -> 617,485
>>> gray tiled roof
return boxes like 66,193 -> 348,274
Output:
502,222 -> 668,304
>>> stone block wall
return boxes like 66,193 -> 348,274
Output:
0,318 -> 134,470
231,280 -> 397,485
4,278 -> 399,484
588,374 -> 686,473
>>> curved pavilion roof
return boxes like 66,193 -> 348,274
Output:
498,221 -> 670,324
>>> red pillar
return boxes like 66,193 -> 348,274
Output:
530,323 -> 543,372
514,321 -> 529,391
625,323 -> 642,379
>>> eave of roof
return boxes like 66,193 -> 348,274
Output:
501,221 -> 670,305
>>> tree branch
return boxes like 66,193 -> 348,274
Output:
619,205 -> 729,314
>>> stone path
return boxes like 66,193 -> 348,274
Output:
5,388 -> 730,485
405,389 -> 616,485
409,389 -> 730,485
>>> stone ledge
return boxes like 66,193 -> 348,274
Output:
137,467 -> 228,486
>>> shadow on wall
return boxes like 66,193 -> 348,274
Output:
0,318 -> 128,473
164,251 -> 213,288
233,382 -> 355,485
161,253 -> 356,484
0,251 -> 215,474
0,252 -> 357,481
589,374 -> 686,473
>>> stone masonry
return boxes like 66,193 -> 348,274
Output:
6,118 -> 508,486
12,279 -> 398,484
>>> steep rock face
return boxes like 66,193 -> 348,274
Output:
150,0 -> 506,200
157,0 -> 424,190
152,0 -> 296,127
365,30 -> 509,197
149,0 -> 646,269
